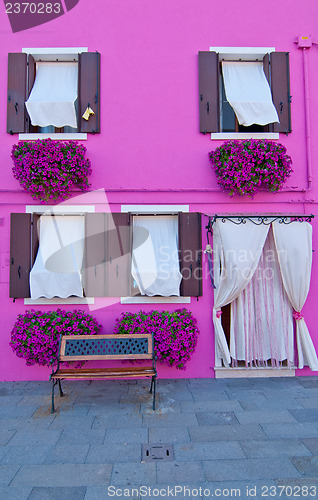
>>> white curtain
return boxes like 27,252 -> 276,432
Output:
273,221 -> 318,371
131,216 -> 182,296
25,62 -> 78,128
222,61 -> 279,126
30,215 -> 84,299
230,228 -> 294,366
213,219 -> 269,365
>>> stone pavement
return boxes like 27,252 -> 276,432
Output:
0,376 -> 318,499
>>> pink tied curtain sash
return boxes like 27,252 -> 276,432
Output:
216,310 -> 222,319
293,310 -> 304,321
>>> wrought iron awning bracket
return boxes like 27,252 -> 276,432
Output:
207,214 -> 314,227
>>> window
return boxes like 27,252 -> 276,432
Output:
7,47 -> 100,139
9,208 -> 202,302
199,47 -> 291,138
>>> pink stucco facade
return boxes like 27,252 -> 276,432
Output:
0,0 -> 317,380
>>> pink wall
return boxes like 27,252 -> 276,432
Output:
0,0 -> 318,380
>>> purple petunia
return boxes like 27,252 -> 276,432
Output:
209,139 -> 293,197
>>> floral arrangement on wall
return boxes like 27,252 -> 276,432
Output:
209,139 -> 293,197
10,309 -> 101,367
11,139 -> 92,203
114,309 -> 199,370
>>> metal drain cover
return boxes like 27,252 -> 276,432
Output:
141,444 -> 173,461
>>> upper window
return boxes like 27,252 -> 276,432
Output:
198,47 -> 291,138
7,47 -> 100,138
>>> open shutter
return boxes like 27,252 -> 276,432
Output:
27,54 -> 36,132
270,52 -> 291,134
78,52 -> 101,133
178,212 -> 202,297
106,213 -> 131,296
83,213 -> 106,297
199,51 -> 220,134
10,213 -> 31,298
7,53 -> 27,134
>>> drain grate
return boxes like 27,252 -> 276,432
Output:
141,444 -> 174,461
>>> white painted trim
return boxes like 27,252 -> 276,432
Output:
22,47 -> 88,61
121,296 -> 191,304
210,46 -> 275,60
19,133 -> 87,141
211,133 -> 279,140
24,297 -> 94,305
215,367 -> 295,379
26,205 -> 95,214
121,205 -> 189,213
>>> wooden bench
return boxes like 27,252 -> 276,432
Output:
50,333 -> 157,413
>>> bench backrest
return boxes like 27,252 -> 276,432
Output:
59,334 -> 154,361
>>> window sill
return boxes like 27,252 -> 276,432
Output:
24,297 -> 94,305
211,132 -> 279,140
19,133 -> 87,141
121,296 -> 191,304
214,366 -> 295,378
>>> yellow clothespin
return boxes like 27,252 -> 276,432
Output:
82,106 -> 95,121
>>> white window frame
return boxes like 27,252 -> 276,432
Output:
20,47 -> 88,141
24,204 -> 95,305
210,46 -> 279,141
121,205 -> 191,304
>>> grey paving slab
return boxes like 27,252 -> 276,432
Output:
289,408 -> 318,422
297,397 -> 318,409
0,396 -> 23,406
261,422 -> 318,439
1,445 -> 52,465
11,464 -> 112,487
202,457 -> 301,481
190,423 -> 267,442
142,413 -> 198,427
261,388 -> 309,398
0,417 -> 54,431
156,461 -> 205,483
0,430 -> 16,446
0,487 -> 32,499
240,439 -> 312,458
28,486 -> 86,499
196,411 -> 239,426
49,415 -> 95,430
85,485 -> 139,500
148,426 -> 190,444
57,428 -> 106,446
111,463 -> 156,485
191,390 -> 231,402
105,428 -> 148,444
86,444 -> 141,463
91,413 -> 143,429
234,410 -> 298,424
8,430 -> 62,447
0,406 -> 36,418
239,396 -> 304,410
89,402 -> 140,415
181,399 -> 242,412
298,378 -> 318,388
140,400 -> 181,414
301,437 -> 318,455
0,465 -> 21,486
173,441 -> 245,461
291,456 -> 318,477
43,444 -> 90,464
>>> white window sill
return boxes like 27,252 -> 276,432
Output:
121,296 -> 191,304
24,297 -> 94,305
214,367 -> 295,378
211,132 -> 279,140
19,133 -> 87,141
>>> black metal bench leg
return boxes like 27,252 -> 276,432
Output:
149,377 -> 153,394
51,379 -> 55,413
58,379 -> 64,397
152,376 -> 156,411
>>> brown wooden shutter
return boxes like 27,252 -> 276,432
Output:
106,213 -> 131,296
270,52 -> 291,134
7,53 -> 27,134
198,51 -> 220,134
78,52 -> 101,133
27,54 -> 36,133
83,213 -> 106,297
178,212 -> 202,297
83,213 -> 131,297
10,213 -> 31,298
